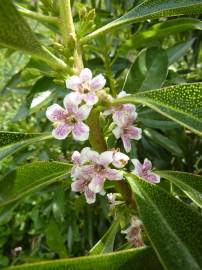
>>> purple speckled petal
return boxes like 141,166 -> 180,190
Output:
71,151 -> 81,165
126,126 -> 142,140
143,158 -> 152,171
71,179 -> 87,192
121,135 -> 132,153
66,75 -> 81,91
90,74 -> 106,91
146,172 -> 160,184
84,187 -> 96,204
131,159 -> 143,177
80,68 -> 92,82
83,92 -> 99,105
72,122 -> 89,141
105,168 -> 123,181
52,123 -> 72,140
46,104 -> 66,122
63,93 -> 81,113
89,173 -> 105,193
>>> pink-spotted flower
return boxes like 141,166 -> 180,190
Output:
122,216 -> 144,247
46,94 -> 91,141
113,117 -> 142,153
71,148 -> 129,204
66,68 -> 106,106
132,158 -> 160,184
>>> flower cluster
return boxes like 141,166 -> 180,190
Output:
71,148 -> 129,204
122,216 -> 144,247
46,68 -> 106,140
45,68 -> 160,204
104,91 -> 142,153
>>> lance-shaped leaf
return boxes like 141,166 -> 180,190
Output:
89,218 -> 120,255
0,131 -> 52,161
113,83 -> 202,136
3,247 -> 163,270
82,0 -> 202,42
157,171 -> 202,208
123,18 -> 202,50
126,173 -> 202,270
0,161 -> 71,208
0,0 -> 66,70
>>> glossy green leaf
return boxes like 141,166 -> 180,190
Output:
4,247 -> 163,270
90,218 -> 120,255
158,171 -> 202,208
126,173 -> 202,270
0,131 -> 52,161
82,0 -> 202,42
113,83 -> 202,136
46,220 -> 68,258
0,0 -> 66,70
124,47 -> 168,93
124,18 -> 202,50
0,161 -> 71,207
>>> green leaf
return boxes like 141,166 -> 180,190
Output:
0,0 -> 66,70
46,220 -> 68,258
158,171 -> 202,208
123,18 -> 202,50
126,173 -> 202,270
124,47 -> 168,93
113,83 -> 202,136
144,129 -> 183,157
89,218 -> 120,255
0,131 -> 52,161
82,0 -> 202,42
0,161 -> 71,208
4,247 -> 163,270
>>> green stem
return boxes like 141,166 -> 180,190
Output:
17,6 -> 58,25
59,0 -> 83,71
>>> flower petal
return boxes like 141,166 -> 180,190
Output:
46,104 -> 66,122
117,91 -> 130,98
105,168 -> 123,181
80,68 -> 92,82
90,74 -> 106,91
143,158 -> 152,171
84,187 -> 96,204
146,172 -> 160,184
71,151 -> 81,165
112,126 -> 122,139
66,75 -> 81,91
63,93 -> 81,112
127,126 -> 142,140
121,135 -> 132,153
72,122 -> 89,141
52,123 -> 72,140
99,151 -> 113,166
131,159 -> 143,177
83,92 -> 99,105
89,173 -> 105,193
112,152 -> 129,168
77,104 -> 92,121
71,179 -> 86,192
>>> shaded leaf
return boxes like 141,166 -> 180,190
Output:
114,83 -> 202,136
90,218 -> 120,255
46,220 -> 68,258
158,171 -> 202,208
4,247 -> 163,270
0,131 -> 52,161
126,173 -> 202,270
124,47 -> 168,92
0,161 -> 71,207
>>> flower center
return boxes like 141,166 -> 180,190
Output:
94,164 -> 105,172
80,81 -> 91,94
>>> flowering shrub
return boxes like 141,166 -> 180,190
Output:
0,1 -> 202,270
